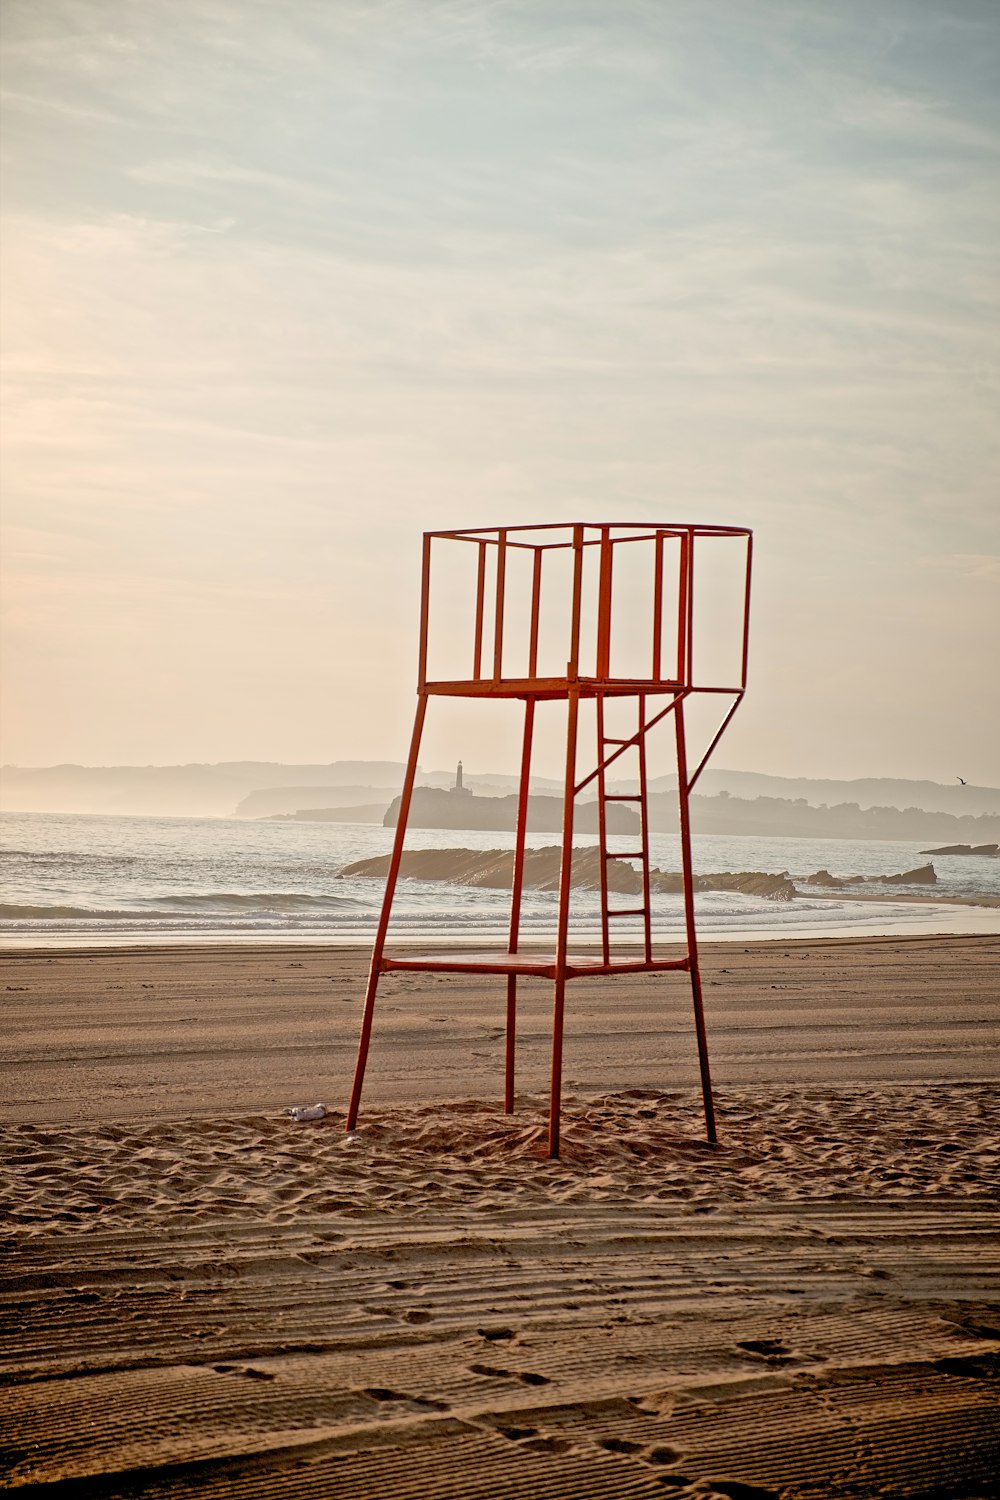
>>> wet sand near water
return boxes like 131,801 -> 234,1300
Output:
2,936 -> 999,1497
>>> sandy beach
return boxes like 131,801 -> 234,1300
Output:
3,936 -> 999,1497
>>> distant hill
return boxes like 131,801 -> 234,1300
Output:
673,795 -> 1000,843
236,786 -> 395,818
0,761 -> 409,817
665,771 -> 1000,818
274,792 -> 1000,842
1,759 -> 997,824
269,803 -> 389,824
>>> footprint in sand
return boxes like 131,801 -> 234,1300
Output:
468,1363 -> 550,1385
522,1435 -> 572,1454
361,1387 -> 449,1411
736,1337 -> 797,1365
213,1364 -> 275,1381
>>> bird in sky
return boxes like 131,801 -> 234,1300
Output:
956,776 -> 967,785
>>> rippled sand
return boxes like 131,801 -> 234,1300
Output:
2,937 -> 998,1497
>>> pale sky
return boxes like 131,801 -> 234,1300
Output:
2,0 -> 998,785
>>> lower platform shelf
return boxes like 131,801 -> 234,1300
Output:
380,948 -> 691,980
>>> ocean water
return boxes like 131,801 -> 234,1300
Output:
1,811 -> 998,947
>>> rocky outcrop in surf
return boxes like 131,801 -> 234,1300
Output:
340,850 -> 950,901
803,864 -> 937,888
920,843 -> 998,858
649,869 -> 798,900
340,847 -> 797,900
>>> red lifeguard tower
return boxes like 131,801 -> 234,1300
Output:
346,523 -> 752,1156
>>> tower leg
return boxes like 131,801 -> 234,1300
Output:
550,688 -> 580,1158
686,960 -> 716,1145
505,696 -> 536,1115
674,697 -> 718,1145
504,976 -> 517,1113
549,976 -> 566,1158
346,693 -> 428,1131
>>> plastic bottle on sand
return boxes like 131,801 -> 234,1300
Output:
286,1103 -> 327,1122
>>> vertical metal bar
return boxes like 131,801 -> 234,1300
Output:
652,531 -> 664,680
528,548 -> 542,678
596,527 -> 612,678
674,695 -> 717,1145
549,686 -> 580,1158
740,532 -> 753,691
677,531 -> 692,684
493,529 -> 507,680
548,979 -> 567,1157
417,533 -> 432,692
596,693 -> 610,965
567,524 -> 584,679
473,540 -> 487,680
509,699 -> 535,954
685,529 -> 695,684
637,692 -> 653,964
505,695 -> 536,1113
347,693 -> 429,1130
676,531 -> 689,685
504,976 -> 517,1114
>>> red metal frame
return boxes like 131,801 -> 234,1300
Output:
346,522 -> 753,1157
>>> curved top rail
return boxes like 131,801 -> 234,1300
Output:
426,522 -> 752,543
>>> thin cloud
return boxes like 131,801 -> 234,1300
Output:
923,554 -> 1000,582
1,0 -> 997,776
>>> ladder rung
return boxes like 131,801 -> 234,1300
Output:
605,851 -> 643,860
604,794 -> 642,802
601,737 -> 631,745
607,907 -> 649,918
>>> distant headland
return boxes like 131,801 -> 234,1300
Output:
2,760 -> 999,843
382,762 -> 640,834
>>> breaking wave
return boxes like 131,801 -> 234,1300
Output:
0,892 -> 366,921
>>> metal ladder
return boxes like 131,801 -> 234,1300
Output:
595,691 -> 653,965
